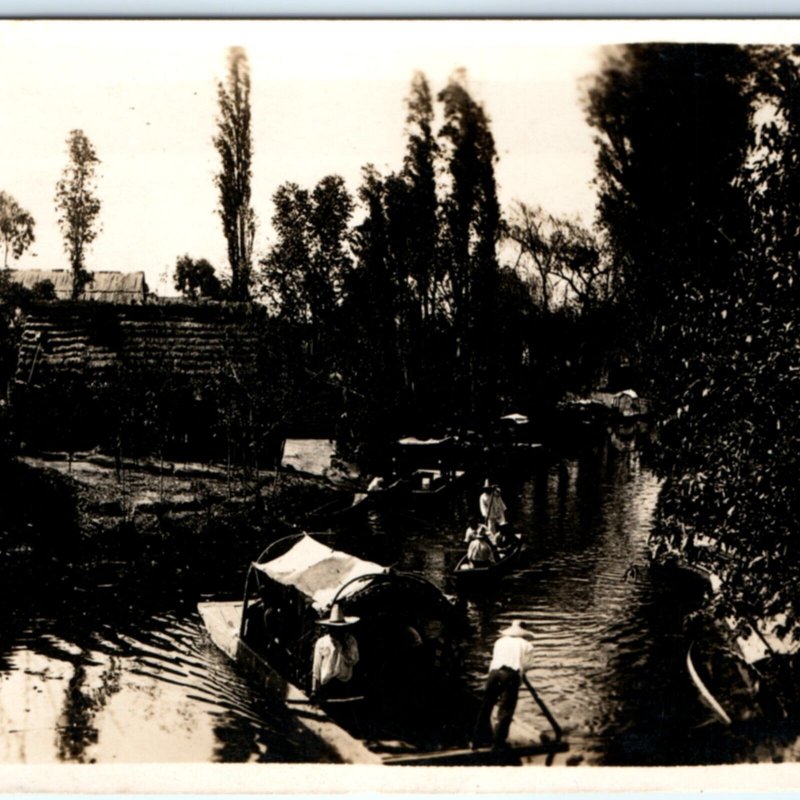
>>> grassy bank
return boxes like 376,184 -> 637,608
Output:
2,454 -> 341,597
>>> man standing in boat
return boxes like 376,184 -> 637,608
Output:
472,620 -> 535,750
310,604 -> 360,700
480,481 -> 508,535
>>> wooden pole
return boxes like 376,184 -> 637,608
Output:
522,673 -> 563,742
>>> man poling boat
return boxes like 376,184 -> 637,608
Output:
471,620 -> 537,750
479,479 -> 508,535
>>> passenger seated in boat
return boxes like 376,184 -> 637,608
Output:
464,517 -> 488,544
467,530 -> 495,568
491,524 -> 515,554
311,604 -> 360,700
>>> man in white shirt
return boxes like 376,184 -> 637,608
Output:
311,604 -> 360,700
472,619 -> 535,749
479,482 -> 508,534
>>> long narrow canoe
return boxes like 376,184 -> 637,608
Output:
199,598 -> 565,765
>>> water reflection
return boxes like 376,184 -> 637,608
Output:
0,437 -> 795,764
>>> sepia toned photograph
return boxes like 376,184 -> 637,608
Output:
1,17 -> 800,790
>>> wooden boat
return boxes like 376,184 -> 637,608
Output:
405,467 -> 467,501
198,599 -> 382,764
199,532 -> 565,764
453,532 -> 525,588
648,552 -> 719,597
388,436 -> 469,508
686,611 -> 800,726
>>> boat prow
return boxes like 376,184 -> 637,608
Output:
686,641 -> 733,726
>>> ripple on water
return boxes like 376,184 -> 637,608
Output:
0,443 -> 789,764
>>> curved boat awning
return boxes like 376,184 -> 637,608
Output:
254,535 -> 387,612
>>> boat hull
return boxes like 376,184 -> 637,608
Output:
453,537 -> 524,588
198,601 -> 382,764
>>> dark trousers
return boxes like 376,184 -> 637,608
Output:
472,666 -> 520,748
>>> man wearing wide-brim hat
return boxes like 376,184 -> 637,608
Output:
479,480 -> 507,535
311,603 -> 360,700
472,619 -> 535,750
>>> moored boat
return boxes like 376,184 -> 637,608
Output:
300,490 -> 372,526
388,436 -> 469,509
686,611 -> 800,726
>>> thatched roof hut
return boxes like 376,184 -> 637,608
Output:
14,302 -> 261,385
9,269 -> 148,304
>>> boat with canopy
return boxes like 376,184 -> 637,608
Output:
198,532 -> 567,764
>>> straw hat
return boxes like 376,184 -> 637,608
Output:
499,620 -> 534,640
318,603 -> 359,627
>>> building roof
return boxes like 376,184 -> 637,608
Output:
14,302 -> 261,383
9,269 -> 148,303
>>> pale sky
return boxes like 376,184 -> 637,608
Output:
1,19 -> 796,295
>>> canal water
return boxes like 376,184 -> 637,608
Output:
1,437 -> 797,765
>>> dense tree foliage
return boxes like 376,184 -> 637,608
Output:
0,191 -> 35,269
214,47 -> 256,301
587,43 -> 800,621
260,176 -> 353,330
253,70 -> 610,459
54,129 -> 102,300
437,72 -> 502,424
174,255 -> 223,300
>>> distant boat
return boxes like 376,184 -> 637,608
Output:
389,436 -> 469,508
453,532 -> 525,589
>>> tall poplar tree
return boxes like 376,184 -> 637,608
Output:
214,46 -> 256,301
437,71 -> 501,423
54,129 -> 101,300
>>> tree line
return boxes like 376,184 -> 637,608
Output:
189,54 -> 613,469
1,48 -> 612,458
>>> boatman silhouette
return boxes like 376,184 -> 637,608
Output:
471,619 -> 535,750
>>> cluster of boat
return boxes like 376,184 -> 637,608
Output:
197,427 -> 565,765
198,530 -> 564,765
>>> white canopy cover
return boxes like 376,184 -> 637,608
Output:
255,535 -> 387,612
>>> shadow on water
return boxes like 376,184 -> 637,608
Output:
0,558 -> 339,763
2,435 -> 799,763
